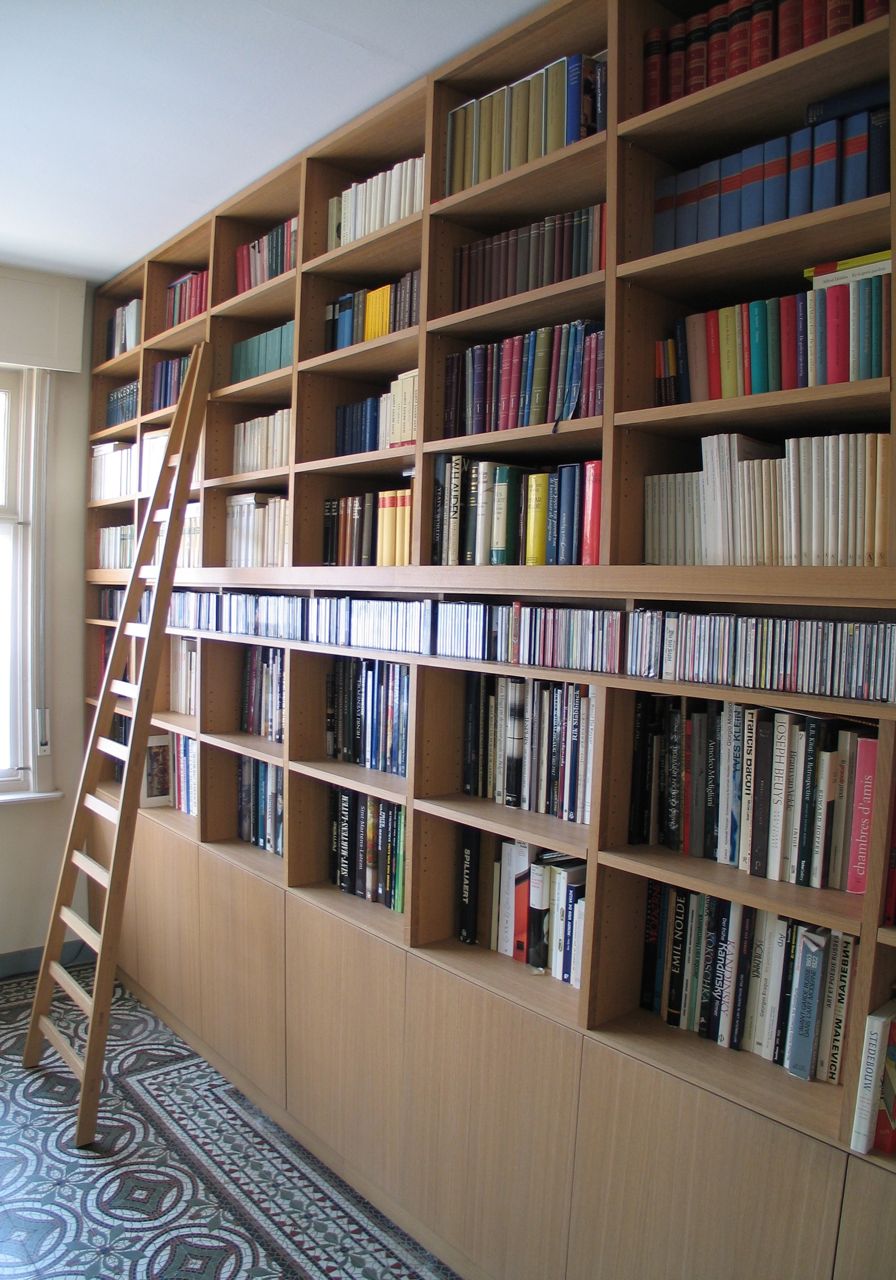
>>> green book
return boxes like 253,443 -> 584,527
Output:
529,326 -> 553,424
490,464 -> 523,565
765,297 -> 781,393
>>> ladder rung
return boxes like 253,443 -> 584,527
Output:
71,849 -> 111,891
152,508 -> 171,523
84,792 -> 118,825
49,961 -> 94,1019
60,906 -> 102,954
124,623 -> 149,638
110,679 -> 138,700
38,1015 -> 85,1081
97,736 -> 129,763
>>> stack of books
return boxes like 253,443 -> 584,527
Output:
106,380 -> 139,426
90,441 -> 136,501
225,493 -> 290,568
334,370 -> 419,455
238,756 -> 283,855
231,320 -> 295,382
329,787 -> 405,911
327,157 -> 425,251
324,270 -> 419,350
233,408 -> 291,473
165,268 -> 208,329
235,216 -> 299,293
152,355 -> 191,411
323,488 -> 412,567
325,657 -> 409,778
105,298 -> 141,358
241,647 -> 285,743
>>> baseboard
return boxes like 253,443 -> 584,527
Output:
0,940 -> 86,980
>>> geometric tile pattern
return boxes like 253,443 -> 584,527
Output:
0,968 -> 460,1280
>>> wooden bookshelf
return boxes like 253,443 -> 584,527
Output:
83,4 -> 896,1278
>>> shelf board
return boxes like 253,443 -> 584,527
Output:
414,793 -> 590,858
139,803 -> 199,843
204,467 -> 290,492
211,270 -> 298,321
433,134 -> 606,229
144,313 -> 208,352
84,616 -> 116,628
92,347 -> 141,378
295,446 -> 416,477
287,882 -> 406,948
413,939 -> 581,1029
200,730 -> 286,765
618,196 -> 891,301
618,18 -> 890,161
85,569 -> 130,586
598,846 -> 865,935
141,404 -> 177,427
428,271 -> 606,338
591,1008 -> 843,1146
424,417 -> 603,459
878,926 -> 896,949
210,367 -> 293,404
202,838 -> 285,888
298,327 -> 420,379
88,494 -> 137,510
616,379 -> 891,433
149,710 -> 196,737
288,758 -> 408,803
302,212 -> 423,281
90,420 -> 139,443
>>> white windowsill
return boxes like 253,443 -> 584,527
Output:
0,789 -> 63,806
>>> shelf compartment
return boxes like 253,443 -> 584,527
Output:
140,404 -> 178,428
424,417 -> 603,460
200,730 -> 285,766
433,134 -> 607,229
90,420 -> 140,444
210,270 -> 298,322
598,846 -> 865,935
618,17 -> 890,159
618,195 -> 891,301
428,271 -> 606,339
143,313 -> 208,353
210,367 -> 294,404
288,882 -> 407,948
295,446 -> 416,478
414,794 -> 590,859
203,467 -> 290,492
288,758 -> 408,804
150,710 -> 197,738
297,327 -> 420,379
879,926 -> 896,948
201,837 -> 285,888
139,803 -> 199,844
92,347 -> 141,379
302,212 -> 423,281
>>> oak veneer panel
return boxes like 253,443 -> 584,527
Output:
86,808 -> 138,981
284,895 -> 405,1196
833,1156 -> 896,1280
567,1038 -> 846,1280
197,846 -> 286,1105
131,812 -> 201,1030
401,956 -> 581,1280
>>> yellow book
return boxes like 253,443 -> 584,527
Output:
377,489 -> 397,567
462,102 -> 476,190
525,472 -> 549,565
718,306 -> 739,399
490,85 -> 508,177
875,434 -> 890,567
477,93 -> 493,184
396,489 -> 412,565
544,58 -> 567,154
508,77 -> 530,171
527,68 -> 545,163
447,101 -> 471,196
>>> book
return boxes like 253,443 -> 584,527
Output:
851,997 -> 896,1152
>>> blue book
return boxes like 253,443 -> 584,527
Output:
815,288 -> 827,385
545,471 -> 559,565
795,291 -> 808,388
520,331 -> 535,425
364,397 -> 378,452
857,277 -> 873,380
783,929 -> 829,1081
748,301 -> 769,394
740,143 -> 765,230
562,880 -> 586,982
697,159 -> 721,241
869,107 -> 890,197
673,317 -> 691,404
719,153 -> 741,236
653,174 -> 677,253
565,54 -> 583,145
762,136 -> 788,225
787,127 -> 812,218
841,111 -> 870,203
557,462 -> 582,565
674,168 -> 700,248
812,120 -> 841,211
805,78 -> 888,126
766,298 -> 781,392
335,404 -> 346,455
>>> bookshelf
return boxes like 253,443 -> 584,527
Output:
84,2 -> 895,1277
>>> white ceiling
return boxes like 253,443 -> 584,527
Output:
3,0 -> 543,284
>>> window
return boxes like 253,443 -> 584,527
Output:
0,366 -> 53,795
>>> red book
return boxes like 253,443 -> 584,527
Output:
826,0 -> 855,33
581,460 -> 602,565
705,309 -> 723,398
546,325 -> 564,421
779,293 -> 799,389
644,26 -> 667,110
864,1 -> 889,18
684,12 -> 709,94
802,0 -> 826,44
884,794 -> 896,925
777,0 -> 803,52
707,3 -> 729,83
236,243 -> 250,294
740,301 -> 753,393
667,23 -> 687,100
507,334 -> 524,429
873,1020 -> 896,1153
847,736 -> 877,893
749,0 -> 775,67
513,859 -> 530,963
825,283 -> 851,383
497,337 -> 515,430
727,0 -> 752,74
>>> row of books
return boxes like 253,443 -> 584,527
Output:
105,298 -> 141,359
165,269 -> 208,330
231,320 -> 295,384
106,380 -> 139,427
97,588 -> 149,622
630,693 -> 876,892
443,321 -> 604,437
153,502 -> 201,570
642,882 -> 855,1084
325,658 -> 409,778
435,600 -> 624,674
642,1 -> 885,112
654,98 -> 889,252
241,646 -> 284,743
445,52 -> 607,196
452,205 -> 604,314
237,755 -> 284,854
151,355 -> 191,412
627,606 -> 896,703
852,993 -> 896,1153
459,830 -> 587,986
431,456 -> 602,568
656,256 -> 892,405
334,370 -> 419,455
644,430 -> 891,568
234,216 -> 299,294
98,522 -> 135,570
329,787 -> 406,911
225,493 -> 290,569
463,673 -> 595,825
326,156 -> 425,252
90,441 -> 136,502
324,270 -> 420,352
322,489 -> 412,568
233,408 -> 291,474
169,637 -> 197,717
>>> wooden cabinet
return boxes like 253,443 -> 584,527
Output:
834,1156 -> 896,1280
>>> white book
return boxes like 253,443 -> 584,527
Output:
785,726 -> 806,883
742,908 -> 768,1050
737,707 -> 758,872
570,896 -> 586,989
837,433 -> 849,567
850,998 -> 896,1153
846,431 -> 858,565
810,746 -> 839,888
716,900 -> 742,1049
496,841 -> 517,957
855,432 -> 866,565
767,712 -> 795,880
680,892 -> 700,1034
758,915 -> 789,1060
810,435 -> 824,566
814,929 -> 843,1084
474,460 -> 496,566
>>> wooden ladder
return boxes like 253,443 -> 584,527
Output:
23,341 -> 211,1147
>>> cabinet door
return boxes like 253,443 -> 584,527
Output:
834,1156 -> 896,1280
197,847 -> 286,1106
567,1037 -> 846,1280
285,895 -> 405,1196
86,812 -> 139,980
131,813 -> 201,1031
400,956 -> 581,1280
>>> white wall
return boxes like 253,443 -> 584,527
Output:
0,282 -> 89,965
